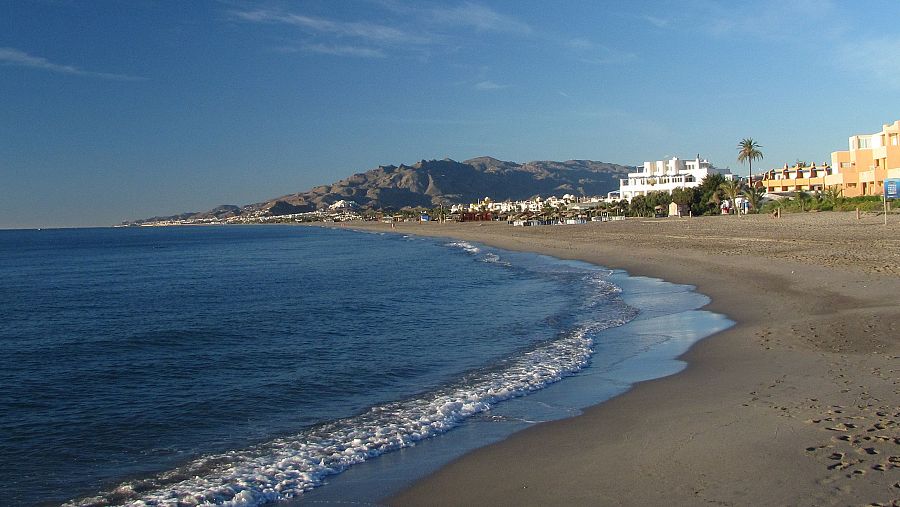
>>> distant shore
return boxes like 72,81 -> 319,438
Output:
349,212 -> 899,506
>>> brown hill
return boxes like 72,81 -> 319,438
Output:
127,156 -> 632,223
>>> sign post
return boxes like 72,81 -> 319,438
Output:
885,178 -> 900,226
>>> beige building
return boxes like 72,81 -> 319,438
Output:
828,120 -> 900,197
760,162 -> 834,194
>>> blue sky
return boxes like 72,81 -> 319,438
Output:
2,0 -> 899,228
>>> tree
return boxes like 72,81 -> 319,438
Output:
719,180 -> 743,215
823,185 -> 843,208
738,138 -> 764,186
645,191 -> 671,215
794,190 -> 811,212
671,186 -> 696,207
540,203 -> 554,222
695,174 -> 727,215
629,195 -> 650,217
742,185 -> 766,213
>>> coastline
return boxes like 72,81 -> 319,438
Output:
348,212 -> 899,506
292,235 -> 730,504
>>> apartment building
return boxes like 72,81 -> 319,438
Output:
619,156 -> 733,201
828,120 -> 900,197
760,162 -> 834,193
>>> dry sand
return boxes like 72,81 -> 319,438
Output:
350,211 -> 899,506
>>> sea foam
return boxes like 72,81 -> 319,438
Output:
444,240 -> 481,255
70,325 -> 628,506
65,242 -> 636,507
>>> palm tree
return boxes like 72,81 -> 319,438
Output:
719,180 -> 743,215
742,185 -> 766,213
794,190 -> 811,212
823,185 -> 843,208
737,138 -> 764,187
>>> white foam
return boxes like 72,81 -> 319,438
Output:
66,315 -> 632,507
481,252 -> 506,264
67,242 -> 638,507
444,241 -> 480,255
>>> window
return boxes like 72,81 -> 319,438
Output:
891,134 -> 899,146
857,137 -> 871,149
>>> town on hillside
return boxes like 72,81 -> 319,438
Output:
130,119 -> 900,227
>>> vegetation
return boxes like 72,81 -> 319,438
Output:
822,186 -> 843,208
737,138 -> 764,183
742,185 -> 766,213
671,186 -> 696,207
627,191 -> 672,217
760,194 -> 889,214
627,195 -> 645,217
695,173 -> 727,216
625,175 -> 745,217
718,180 -> 743,214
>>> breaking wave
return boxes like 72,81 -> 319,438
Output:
68,322 -> 631,506
66,240 -> 637,506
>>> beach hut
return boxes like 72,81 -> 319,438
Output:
668,202 -> 689,217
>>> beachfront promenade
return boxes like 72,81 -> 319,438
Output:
350,212 -> 900,506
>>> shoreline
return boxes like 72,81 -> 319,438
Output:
293,235 -> 730,504
347,213 -> 899,506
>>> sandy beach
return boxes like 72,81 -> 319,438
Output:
349,211 -> 899,506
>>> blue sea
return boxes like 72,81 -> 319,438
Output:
0,226 -> 731,506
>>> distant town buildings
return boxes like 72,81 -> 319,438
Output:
619,155 -> 734,201
450,194 -> 606,215
328,200 -> 359,210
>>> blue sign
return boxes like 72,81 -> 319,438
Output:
886,178 -> 900,199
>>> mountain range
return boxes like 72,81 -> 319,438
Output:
127,156 -> 633,223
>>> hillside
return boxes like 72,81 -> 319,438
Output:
126,157 -> 632,223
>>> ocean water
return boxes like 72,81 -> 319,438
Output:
0,225 -> 731,506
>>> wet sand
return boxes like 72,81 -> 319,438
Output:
352,212 -> 899,506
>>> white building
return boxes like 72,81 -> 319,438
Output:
328,200 -> 359,210
619,155 -> 734,201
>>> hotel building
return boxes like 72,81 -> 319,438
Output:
619,156 -> 733,201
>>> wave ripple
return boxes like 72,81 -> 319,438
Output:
67,316 -> 630,506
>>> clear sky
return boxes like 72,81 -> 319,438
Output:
2,0 -> 899,228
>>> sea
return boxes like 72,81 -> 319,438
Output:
0,225 -> 732,506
